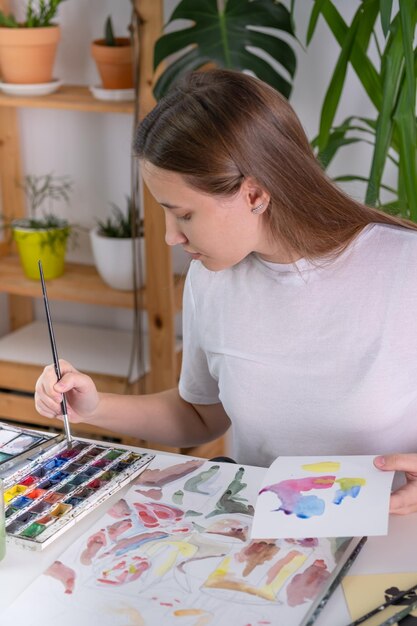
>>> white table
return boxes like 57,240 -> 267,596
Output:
1,448 -> 417,626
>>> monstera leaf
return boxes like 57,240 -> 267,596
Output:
153,0 -> 297,100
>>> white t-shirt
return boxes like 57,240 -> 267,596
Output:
179,223 -> 417,467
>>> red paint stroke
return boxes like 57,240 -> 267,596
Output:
80,530 -> 107,566
236,540 -> 279,577
136,459 -> 204,487
285,538 -> 319,548
205,518 -> 249,542
108,498 -> 131,519
133,501 -> 184,528
135,487 -> 163,500
286,559 -> 331,606
45,560 -> 76,594
107,519 -> 133,542
98,555 -> 149,585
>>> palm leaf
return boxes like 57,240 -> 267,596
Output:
153,0 -> 297,100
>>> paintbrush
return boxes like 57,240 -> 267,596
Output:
376,597 -> 417,626
344,581 -> 417,626
38,260 -> 72,446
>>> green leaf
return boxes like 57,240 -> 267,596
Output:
153,0 -> 297,99
379,0 -> 394,36
308,0 -> 381,110
317,7 -> 362,151
366,11 -> 407,205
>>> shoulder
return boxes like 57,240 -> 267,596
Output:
353,223 -> 417,261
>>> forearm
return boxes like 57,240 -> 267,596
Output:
87,387 -> 220,447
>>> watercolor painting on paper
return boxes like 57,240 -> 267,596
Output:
1,456 -> 365,626
251,456 -> 394,539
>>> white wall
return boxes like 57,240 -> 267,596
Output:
0,0 -> 376,337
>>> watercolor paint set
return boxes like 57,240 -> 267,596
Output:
0,422 -> 57,471
0,421 -> 154,551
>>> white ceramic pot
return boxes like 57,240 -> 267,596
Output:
90,228 -> 145,291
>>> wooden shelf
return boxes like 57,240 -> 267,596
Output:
0,255 -> 184,310
0,84 -> 135,114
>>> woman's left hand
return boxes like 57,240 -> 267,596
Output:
374,454 -> 417,515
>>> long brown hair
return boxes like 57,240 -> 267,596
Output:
134,69 -> 416,259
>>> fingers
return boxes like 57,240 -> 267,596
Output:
374,454 -> 417,478
389,484 -> 417,515
34,361 -> 80,418
374,454 -> 417,515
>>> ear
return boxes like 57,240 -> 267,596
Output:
241,177 -> 270,214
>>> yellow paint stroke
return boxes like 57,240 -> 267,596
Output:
336,477 -> 366,490
147,539 -> 197,577
109,605 -> 145,626
203,552 -> 308,602
302,461 -> 341,472
262,552 -> 308,600
174,609 -> 213,625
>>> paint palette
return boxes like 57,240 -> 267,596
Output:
0,422 -> 58,470
1,428 -> 154,551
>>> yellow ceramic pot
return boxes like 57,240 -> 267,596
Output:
12,224 -> 70,280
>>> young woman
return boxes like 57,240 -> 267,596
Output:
35,69 -> 417,514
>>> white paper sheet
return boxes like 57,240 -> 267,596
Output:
0,456 -> 367,626
251,456 -> 394,539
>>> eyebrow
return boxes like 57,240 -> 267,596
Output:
159,202 -> 182,210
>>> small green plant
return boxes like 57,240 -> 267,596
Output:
0,0 -> 67,28
96,196 -> 143,238
103,15 -> 129,47
17,172 -> 73,228
104,15 -> 116,46
2,173 -> 75,254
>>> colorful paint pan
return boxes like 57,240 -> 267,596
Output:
1,431 -> 154,551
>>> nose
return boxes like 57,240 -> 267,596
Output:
165,214 -> 187,247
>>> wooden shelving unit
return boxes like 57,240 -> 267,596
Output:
0,256 -> 184,311
0,85 -> 135,113
0,0 -> 225,460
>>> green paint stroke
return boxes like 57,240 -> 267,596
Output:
184,465 -> 220,494
185,510 -> 203,517
206,467 -> 254,518
336,477 -> 366,490
172,490 -> 184,505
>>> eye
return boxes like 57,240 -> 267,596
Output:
177,213 -> 192,222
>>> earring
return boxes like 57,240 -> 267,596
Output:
251,202 -> 264,214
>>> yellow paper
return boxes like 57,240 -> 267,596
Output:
342,572 -> 417,626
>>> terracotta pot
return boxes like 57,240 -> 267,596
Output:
0,25 -> 60,84
91,38 -> 134,89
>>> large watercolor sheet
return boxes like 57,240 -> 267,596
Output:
2,456 -> 365,626
251,456 -> 394,539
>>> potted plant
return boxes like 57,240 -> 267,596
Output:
305,1 -> 417,221
91,15 -> 134,90
90,196 -> 144,291
8,172 -> 74,280
0,0 -> 66,84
